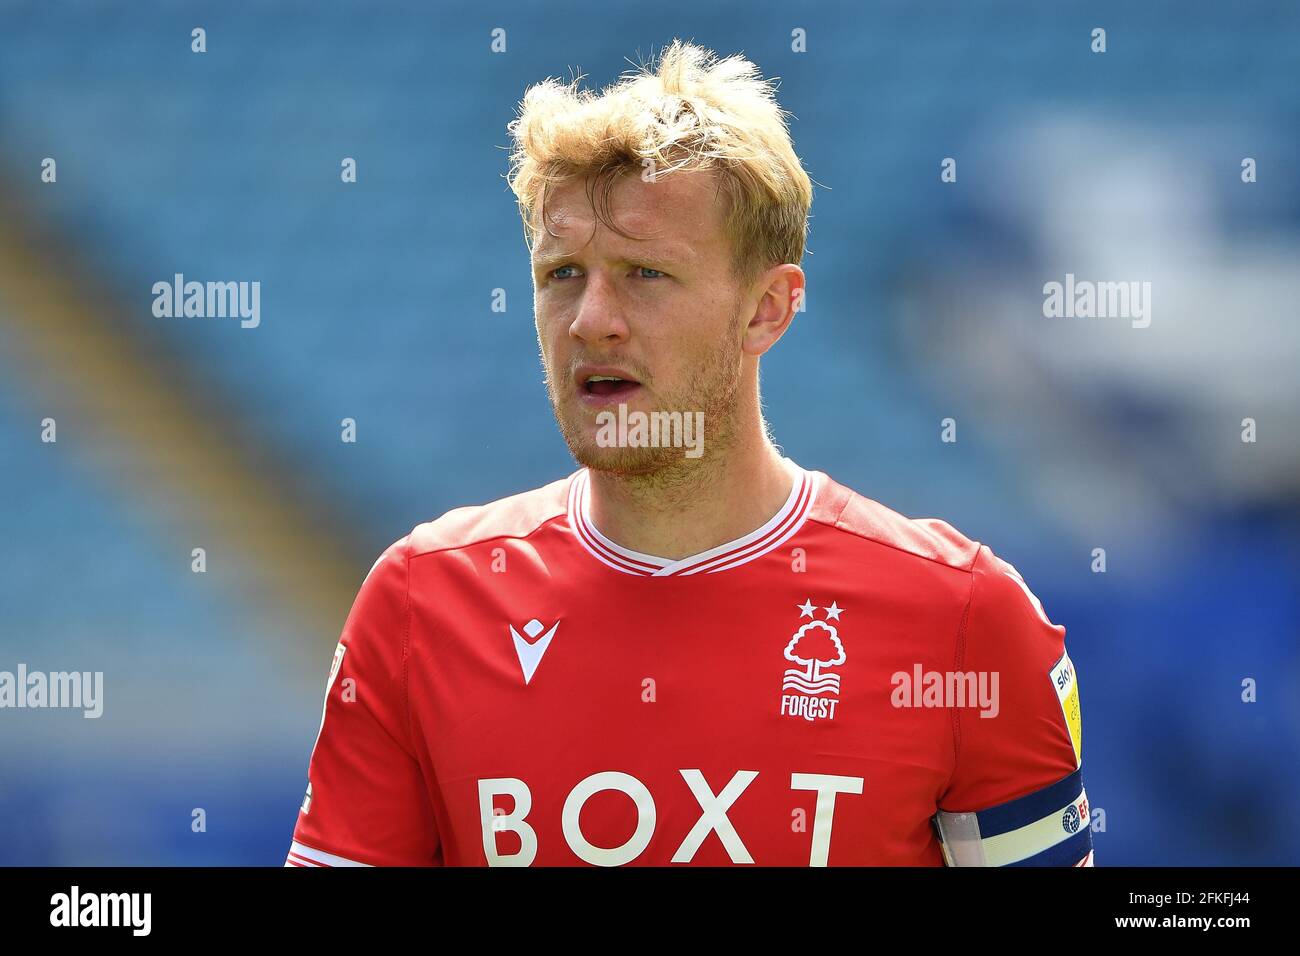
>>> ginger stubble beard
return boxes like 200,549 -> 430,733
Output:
541,303 -> 747,494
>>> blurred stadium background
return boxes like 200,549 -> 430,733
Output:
0,0 -> 1297,865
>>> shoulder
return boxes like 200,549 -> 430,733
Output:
808,472 -> 1058,630
806,471 -> 984,575
352,473 -> 574,604
395,472 -> 574,562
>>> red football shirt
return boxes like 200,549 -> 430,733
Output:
286,462 -> 1092,867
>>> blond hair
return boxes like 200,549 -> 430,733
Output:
506,40 -> 813,282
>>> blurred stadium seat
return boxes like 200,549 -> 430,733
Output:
0,0 -> 1296,864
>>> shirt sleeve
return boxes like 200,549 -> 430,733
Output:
285,534 -> 442,867
934,545 -> 1093,867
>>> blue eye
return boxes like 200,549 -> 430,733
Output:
637,266 -> 666,279
551,265 -> 579,280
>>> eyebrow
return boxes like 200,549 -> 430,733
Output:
531,247 -> 689,273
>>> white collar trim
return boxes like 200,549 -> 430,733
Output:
567,461 -> 819,577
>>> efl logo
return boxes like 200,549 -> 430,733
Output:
1064,793 -> 1090,834
779,599 -> 846,722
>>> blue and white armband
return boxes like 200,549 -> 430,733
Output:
934,767 -> 1094,867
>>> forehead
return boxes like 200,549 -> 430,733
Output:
532,168 -> 728,260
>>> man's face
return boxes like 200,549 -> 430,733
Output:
531,168 -> 748,476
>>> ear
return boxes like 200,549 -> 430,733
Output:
741,264 -> 805,357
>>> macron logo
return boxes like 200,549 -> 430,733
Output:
509,619 -> 560,685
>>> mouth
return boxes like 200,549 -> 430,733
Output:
576,368 -> 643,407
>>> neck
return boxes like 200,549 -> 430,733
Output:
585,427 -> 795,561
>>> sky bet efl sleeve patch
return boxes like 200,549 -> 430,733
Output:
1050,650 -> 1082,768
933,767 -> 1092,866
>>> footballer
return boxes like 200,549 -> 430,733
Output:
285,40 -> 1092,867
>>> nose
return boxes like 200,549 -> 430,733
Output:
568,272 -> 629,345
